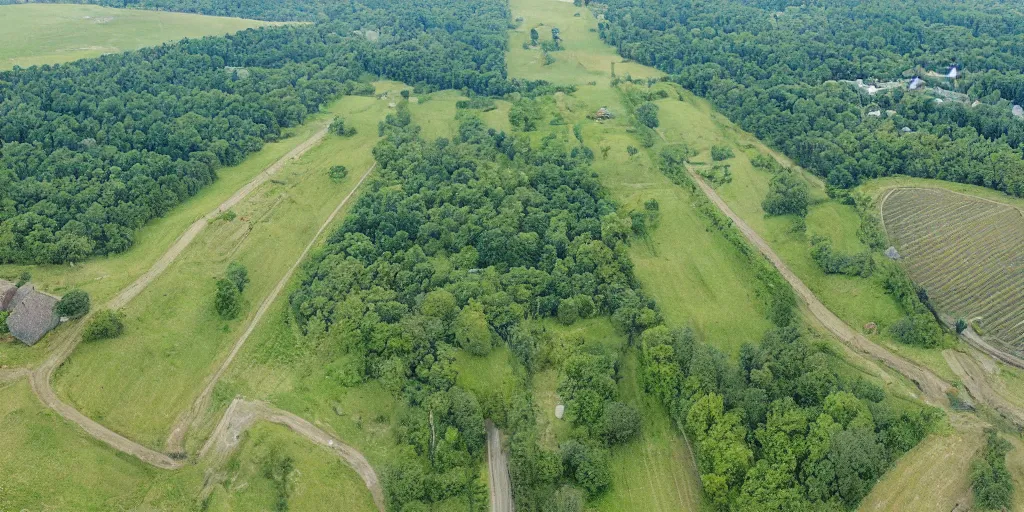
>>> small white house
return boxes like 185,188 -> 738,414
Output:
555,404 -> 565,420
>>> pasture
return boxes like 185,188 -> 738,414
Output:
0,3 -> 276,70
882,187 -> 1024,353
51,92 -> 387,448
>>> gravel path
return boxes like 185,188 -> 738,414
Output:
486,420 -> 514,512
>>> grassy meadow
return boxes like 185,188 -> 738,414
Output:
51,92 -> 388,448
0,3 -> 277,70
0,378 -> 376,511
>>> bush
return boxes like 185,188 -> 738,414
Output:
329,165 -> 349,182
635,101 -> 659,128
710,145 -> 735,161
809,236 -> 874,277
761,170 -> 809,217
226,262 -> 249,292
83,310 -> 125,342
56,290 -> 90,319
16,271 -> 30,287
330,116 -> 357,137
215,278 -> 242,319
0,311 -> 9,335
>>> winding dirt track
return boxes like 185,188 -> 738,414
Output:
685,166 -> 951,406
486,421 -> 514,512
944,350 -> 1024,428
201,398 -> 385,511
2,125 -> 384,505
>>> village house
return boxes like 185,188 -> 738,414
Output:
1,282 -> 60,346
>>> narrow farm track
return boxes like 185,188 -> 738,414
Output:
486,421 -> 514,512
4,125 -> 384,502
166,162 -> 376,454
686,167 -> 951,406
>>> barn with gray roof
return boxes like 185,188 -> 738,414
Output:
2,284 -> 60,346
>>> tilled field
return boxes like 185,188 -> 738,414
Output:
882,187 -> 1024,353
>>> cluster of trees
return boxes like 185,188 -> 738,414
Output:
599,0 -> 1024,198
753,155 -> 810,218
809,236 -> 874,278
878,260 -> 942,347
290,109 -> 654,509
1,0 -> 528,265
639,324 -> 938,510
971,429 -> 1014,510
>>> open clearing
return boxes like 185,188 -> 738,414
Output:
51,93 -> 386,449
0,3 -> 278,70
882,187 -> 1024,354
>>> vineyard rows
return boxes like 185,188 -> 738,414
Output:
882,188 -> 1024,354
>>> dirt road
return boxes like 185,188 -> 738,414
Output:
685,167 -> 951,406
944,350 -> 1024,428
166,162 -> 376,453
201,398 -> 385,511
486,420 -> 514,512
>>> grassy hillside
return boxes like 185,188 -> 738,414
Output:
51,92 -> 386,448
0,3 -> 277,70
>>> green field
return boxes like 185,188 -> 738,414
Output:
51,93 -> 387,448
0,3 -> 277,70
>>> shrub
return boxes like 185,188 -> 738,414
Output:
83,310 -> 125,342
56,290 -> 90,319
329,165 -> 349,182
16,271 -> 30,287
0,311 -> 9,335
710,145 -> 735,161
602,401 -> 642,444
635,101 -> 659,128
330,116 -> 357,137
972,429 -> 1014,510
558,298 -> 580,325
226,262 -> 249,292
215,278 -> 242,319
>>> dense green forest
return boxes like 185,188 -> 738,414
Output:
0,0 -> 521,264
599,0 -> 1024,197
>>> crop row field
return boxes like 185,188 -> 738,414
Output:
882,187 -> 1024,353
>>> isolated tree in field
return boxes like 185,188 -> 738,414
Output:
601,401 -> 641,444
83,310 -> 125,342
454,302 -> 491,356
226,261 -> 249,292
56,290 -> 90,319
635,101 -> 659,128
530,27 -> 539,46
626,145 -> 639,158
956,318 -> 968,334
401,89 -> 411,99
329,165 -> 348,182
761,170 -> 809,216
215,278 -> 242,319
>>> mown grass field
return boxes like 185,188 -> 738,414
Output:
0,3 -> 278,70
882,187 -> 1024,352
0,379 -> 376,511
51,92 -> 388,449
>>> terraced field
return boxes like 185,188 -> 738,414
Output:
882,187 -> 1024,352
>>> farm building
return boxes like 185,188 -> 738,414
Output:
3,284 -> 60,346
908,77 -> 924,91
885,246 -> 901,260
